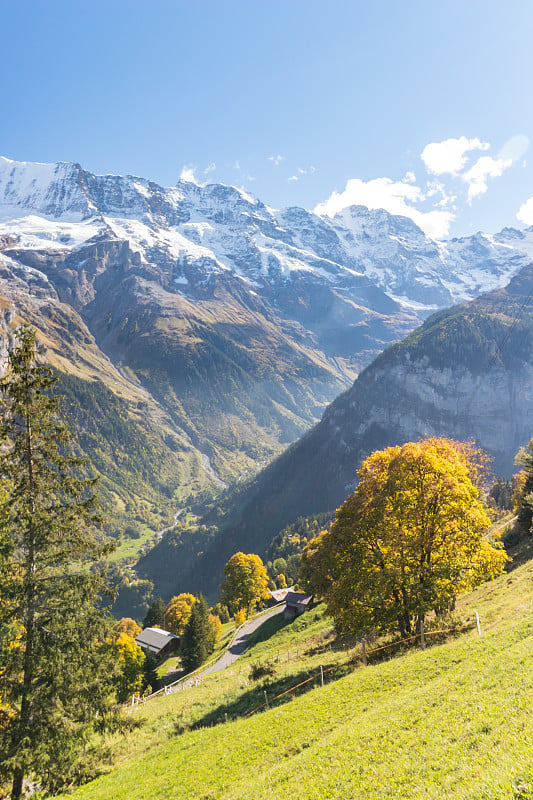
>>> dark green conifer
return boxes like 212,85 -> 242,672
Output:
142,597 -> 166,629
179,596 -> 214,672
142,650 -> 160,694
515,439 -> 533,535
0,325 -> 117,798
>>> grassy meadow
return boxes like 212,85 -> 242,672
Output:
57,541 -> 533,800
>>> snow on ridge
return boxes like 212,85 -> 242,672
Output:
0,158 -> 62,208
0,214 -> 104,250
103,216 -> 233,273
0,157 -> 532,310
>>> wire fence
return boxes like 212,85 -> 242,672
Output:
126,603 -> 285,709
125,609 -> 481,721
242,617 -> 479,719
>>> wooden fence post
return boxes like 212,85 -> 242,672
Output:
264,690 -> 269,709
320,665 -> 324,687
362,638 -> 367,666
475,612 -> 481,636
420,619 -> 426,650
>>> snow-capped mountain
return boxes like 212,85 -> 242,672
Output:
2,155 -> 532,314
1,155 -> 532,492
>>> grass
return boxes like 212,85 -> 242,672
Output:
56,541 -> 533,800
109,528 -> 156,563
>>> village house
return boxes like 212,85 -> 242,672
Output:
284,591 -> 313,620
134,627 -> 180,659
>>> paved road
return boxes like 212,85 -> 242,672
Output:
201,605 -> 285,676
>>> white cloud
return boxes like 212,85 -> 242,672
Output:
179,165 -> 198,184
203,162 -> 216,175
269,154 -> 284,166
517,196 -> 533,226
462,155 -> 512,202
421,136 -> 489,175
314,176 -> 454,239
295,165 -> 316,177
425,180 -> 456,208
498,134 -> 529,162
314,132 -> 523,241
288,175 -> 299,182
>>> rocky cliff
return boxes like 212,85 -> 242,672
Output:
139,265 -> 533,599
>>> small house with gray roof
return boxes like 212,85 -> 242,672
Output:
284,591 -> 313,620
135,627 -> 180,659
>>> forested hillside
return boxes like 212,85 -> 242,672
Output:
139,265 -> 533,600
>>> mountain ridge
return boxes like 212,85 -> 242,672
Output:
138,264 -> 533,600
1,155 -> 533,570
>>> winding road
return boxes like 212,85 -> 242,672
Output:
201,605 -> 285,676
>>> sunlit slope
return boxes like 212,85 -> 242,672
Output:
61,545 -> 533,800
140,263 -> 533,600
0,296 -> 211,533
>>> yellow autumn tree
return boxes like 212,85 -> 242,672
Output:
110,632 -> 145,702
301,438 -> 507,638
113,617 -> 141,639
165,593 -> 197,636
219,552 -> 270,616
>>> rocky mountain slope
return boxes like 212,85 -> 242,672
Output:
2,155 -> 533,533
139,265 -> 533,599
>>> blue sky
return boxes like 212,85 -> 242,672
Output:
3,0 -> 533,238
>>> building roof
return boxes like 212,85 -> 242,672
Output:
269,588 -> 291,602
285,591 -> 313,608
135,627 -> 179,655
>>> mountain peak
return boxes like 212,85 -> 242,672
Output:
1,156 -> 533,313
0,157 -> 93,220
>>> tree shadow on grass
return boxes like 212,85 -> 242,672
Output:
174,660 -> 353,733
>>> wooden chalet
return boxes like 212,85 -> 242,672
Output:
284,591 -> 313,620
134,627 -> 180,659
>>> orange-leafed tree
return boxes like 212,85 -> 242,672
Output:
113,617 -> 142,639
301,438 -> 506,638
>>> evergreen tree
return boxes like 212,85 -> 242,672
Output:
0,326 -> 118,798
142,597 -> 166,629
141,650 -> 160,694
179,596 -> 214,672
489,477 -> 513,511
515,439 -> 533,535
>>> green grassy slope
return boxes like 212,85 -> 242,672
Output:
58,541 -> 533,800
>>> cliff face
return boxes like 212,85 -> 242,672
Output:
139,265 -> 533,599
263,264 -> 533,514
